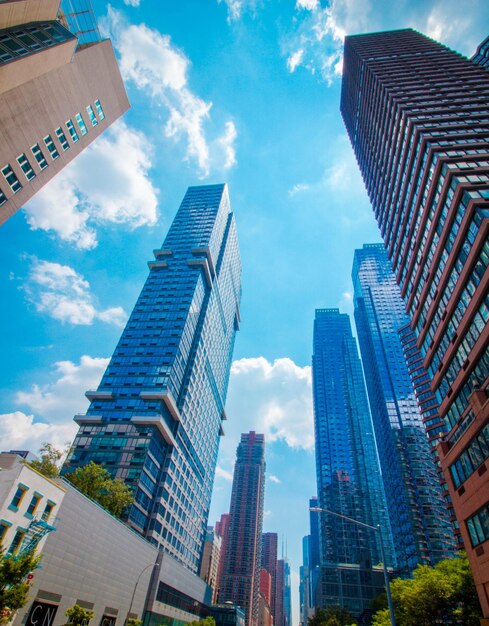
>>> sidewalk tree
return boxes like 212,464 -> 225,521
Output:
0,544 -> 40,623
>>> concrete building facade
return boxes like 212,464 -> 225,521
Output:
0,0 -> 129,223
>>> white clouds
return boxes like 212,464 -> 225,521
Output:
106,9 -> 237,177
25,121 -> 158,249
288,182 -> 310,197
226,357 -> 314,451
287,49 -> 304,73
0,355 -> 109,454
123,0 -> 140,6
285,0 -> 489,82
26,259 -> 128,327
215,465 -> 234,481
217,0 -> 257,22
0,412 -> 77,455
269,474 -> 281,483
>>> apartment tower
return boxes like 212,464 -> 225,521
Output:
312,309 -> 394,617
341,28 -> 489,615
0,0 -> 129,223
220,432 -> 266,626
261,532 -> 278,624
64,184 -> 242,573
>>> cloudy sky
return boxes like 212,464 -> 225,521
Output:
1,0 -> 488,622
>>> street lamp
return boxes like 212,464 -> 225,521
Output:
310,506 -> 396,626
126,559 -> 160,625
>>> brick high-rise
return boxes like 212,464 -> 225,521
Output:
341,28 -> 489,615
220,432 -> 266,626
0,0 -> 129,223
261,532 -> 278,624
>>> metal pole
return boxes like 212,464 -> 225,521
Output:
310,507 -> 396,626
126,562 -> 159,625
376,525 -> 396,626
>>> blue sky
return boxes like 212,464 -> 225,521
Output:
1,0 -> 488,622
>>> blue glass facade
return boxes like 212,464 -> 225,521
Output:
64,184 -> 241,573
312,309 -> 394,616
352,244 -> 456,573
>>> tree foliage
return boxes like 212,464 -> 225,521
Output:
64,462 -> 133,518
127,619 -> 142,626
65,604 -> 94,625
186,618 -> 215,626
372,552 -> 481,626
0,543 -> 40,623
30,443 -> 67,478
307,606 -> 357,626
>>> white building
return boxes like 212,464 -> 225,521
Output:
0,454 -> 66,555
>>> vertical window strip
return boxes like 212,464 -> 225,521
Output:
55,127 -> 69,151
1,164 -> 22,193
94,99 -> 105,120
31,143 -> 48,170
16,153 -> 36,180
75,112 -> 88,136
0,186 -> 7,206
43,134 -> 59,160
66,119 -> 79,142
86,104 -> 98,126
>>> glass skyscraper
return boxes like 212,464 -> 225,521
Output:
64,184 -> 241,573
352,244 -> 456,573
312,309 -> 393,617
341,29 -> 489,615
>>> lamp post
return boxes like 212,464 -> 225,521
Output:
126,560 -> 160,626
310,506 -> 396,626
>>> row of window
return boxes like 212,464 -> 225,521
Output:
466,503 -> 489,548
0,100 -> 105,206
7,483 -> 55,521
450,423 -> 489,489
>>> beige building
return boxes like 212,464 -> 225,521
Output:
200,526 -> 222,603
0,0 -> 129,224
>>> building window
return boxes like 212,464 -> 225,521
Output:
0,187 -> 6,206
66,120 -> 79,143
1,164 -> 22,193
26,493 -> 42,518
86,104 -> 98,127
55,127 -> 69,151
31,144 -> 48,170
41,501 -> 55,522
9,484 -> 28,510
43,135 -> 59,160
16,153 -> 36,181
75,113 -> 88,136
94,99 -> 105,120
466,504 -> 489,547
8,528 -> 26,555
0,520 -> 12,543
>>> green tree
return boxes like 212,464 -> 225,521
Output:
65,604 -> 94,626
126,619 -> 142,626
186,618 -> 215,626
30,443 -> 67,478
64,462 -> 133,518
308,607 -> 356,626
0,543 -> 40,624
372,552 -> 481,626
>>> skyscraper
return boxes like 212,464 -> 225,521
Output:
312,309 -> 393,617
0,0 -> 129,223
283,559 -> 291,626
200,526 -> 222,603
341,29 -> 488,614
275,559 -> 285,626
215,512 -> 231,602
220,432 -> 266,626
352,244 -> 456,572
65,184 -> 241,574
261,532 -> 278,624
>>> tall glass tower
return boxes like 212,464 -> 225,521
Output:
64,184 -> 241,573
352,244 -> 456,573
312,309 -> 393,617
341,29 -> 489,615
